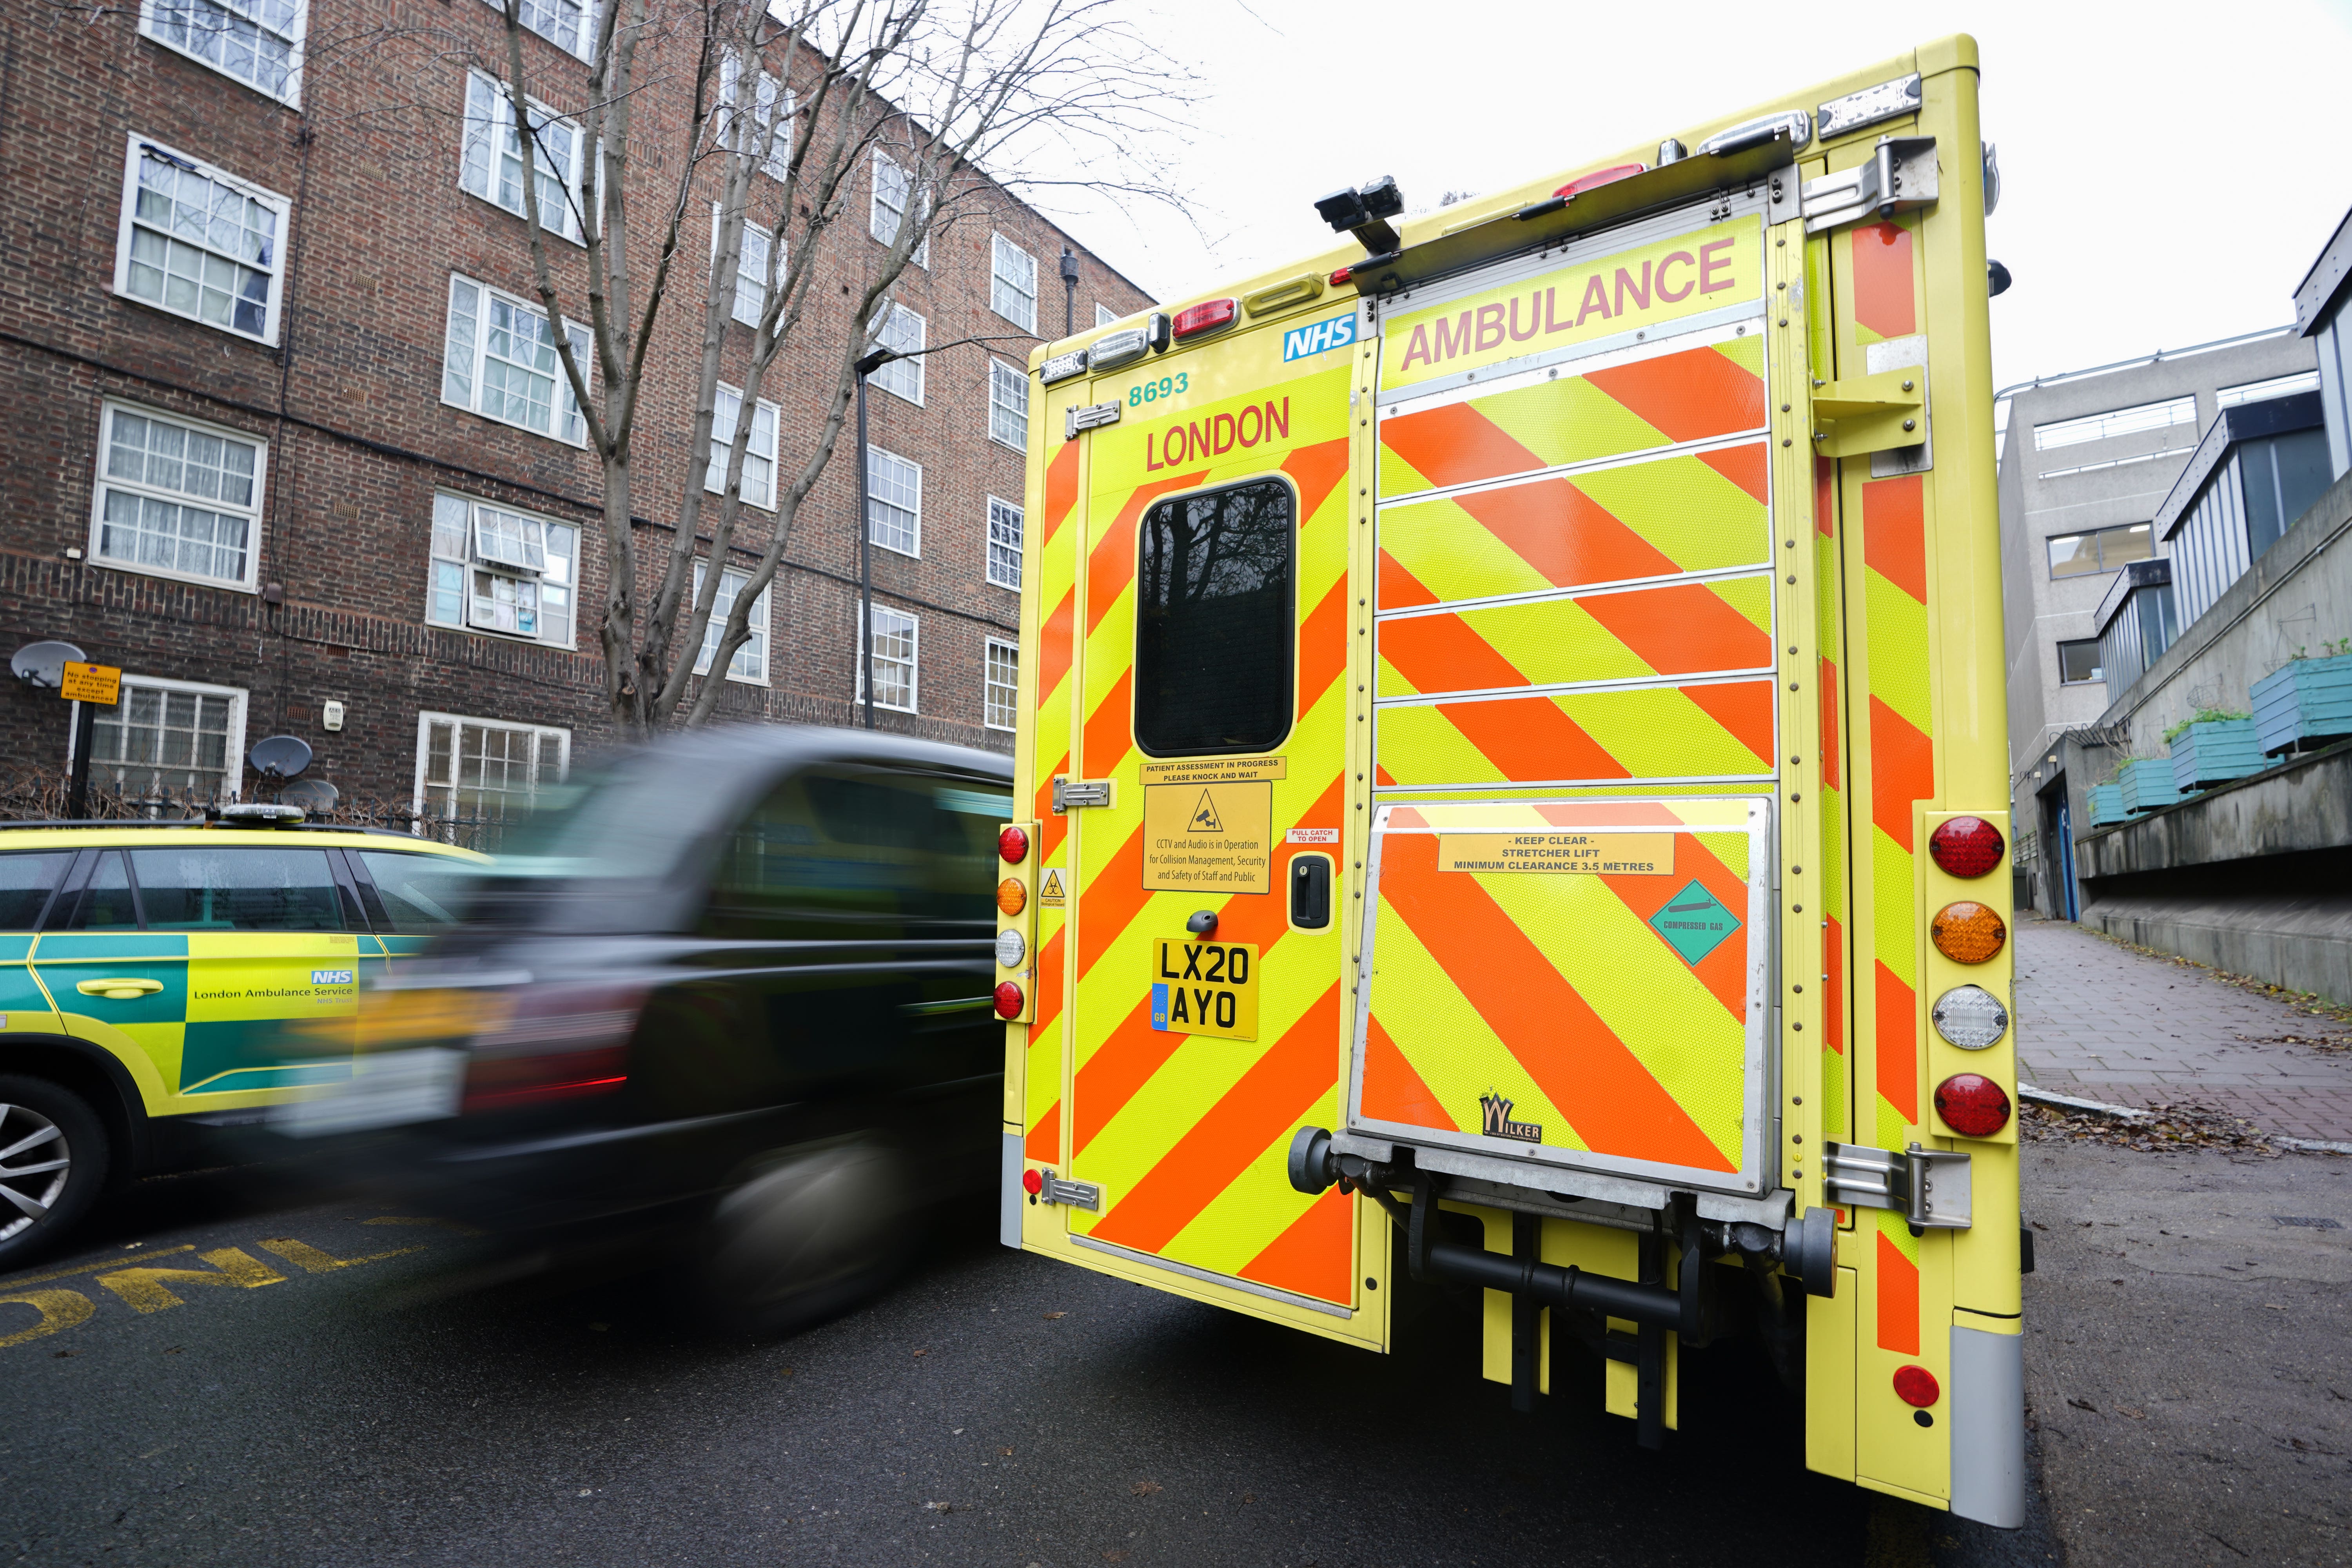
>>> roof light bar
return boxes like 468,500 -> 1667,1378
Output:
1171,298 -> 1236,339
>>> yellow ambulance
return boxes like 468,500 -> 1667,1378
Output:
990,37 -> 2023,1524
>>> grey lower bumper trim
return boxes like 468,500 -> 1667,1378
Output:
1949,1323 -> 2025,1527
1069,1234 -> 1353,1319
1000,1132 -> 1023,1250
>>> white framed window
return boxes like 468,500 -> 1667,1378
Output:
856,605 -> 918,713
414,712 -> 570,835
1096,302 -> 1118,329
428,493 -> 578,647
691,560 -> 771,684
869,151 -> 928,267
988,359 -> 1029,449
708,385 -> 779,510
712,205 -> 782,328
866,445 -> 920,557
76,675 -> 248,804
460,71 -> 586,242
869,303 -> 925,405
442,274 -> 591,445
89,401 -> 265,591
475,0 -> 591,57
140,0 -> 306,105
113,136 -> 288,345
991,234 -> 1037,333
984,639 -> 1019,731
718,51 -> 793,181
986,496 -> 1023,591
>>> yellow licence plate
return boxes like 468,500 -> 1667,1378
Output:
1149,939 -> 1260,1042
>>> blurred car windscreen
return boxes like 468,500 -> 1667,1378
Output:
358,850 -> 500,933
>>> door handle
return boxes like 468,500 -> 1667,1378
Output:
77,978 -> 164,1000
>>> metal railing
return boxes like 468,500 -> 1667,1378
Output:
0,773 -> 512,853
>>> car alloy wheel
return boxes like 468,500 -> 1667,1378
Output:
0,1100 -> 71,1243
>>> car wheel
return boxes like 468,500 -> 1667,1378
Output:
694,1138 -> 915,1338
0,1075 -> 112,1270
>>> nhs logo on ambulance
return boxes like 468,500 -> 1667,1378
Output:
1281,312 -> 1357,362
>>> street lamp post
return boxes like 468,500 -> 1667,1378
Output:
1060,247 -> 1078,338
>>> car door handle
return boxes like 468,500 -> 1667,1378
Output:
77,977 -> 164,1000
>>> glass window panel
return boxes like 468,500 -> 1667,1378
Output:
866,446 -> 920,556
65,852 -> 140,932
130,846 -> 342,931
2056,638 -> 2103,684
989,361 -> 1029,449
990,234 -> 1037,332
0,852 -> 73,930
1135,478 -> 1295,755
985,641 -> 1019,731
987,497 -> 1023,590
2046,532 -> 2098,578
143,0 -> 303,101
356,850 -> 495,933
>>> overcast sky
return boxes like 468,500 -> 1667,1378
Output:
1044,0 -> 2352,396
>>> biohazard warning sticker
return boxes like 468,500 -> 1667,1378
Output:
1142,781 -> 1273,893
1038,868 -> 1067,907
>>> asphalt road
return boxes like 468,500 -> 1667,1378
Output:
1,1169 -> 2060,1568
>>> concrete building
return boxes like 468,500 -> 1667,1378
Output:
0,1 -> 1149,831
1996,328 -> 2318,916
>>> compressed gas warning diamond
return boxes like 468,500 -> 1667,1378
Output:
1647,880 -> 1740,967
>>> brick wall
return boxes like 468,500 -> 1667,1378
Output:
0,0 -> 1151,808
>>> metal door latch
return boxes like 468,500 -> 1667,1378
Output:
1822,1141 -> 1973,1229
1051,777 -> 1112,813
1800,135 -> 1937,234
1064,401 -> 1122,440
1032,1168 -> 1100,1211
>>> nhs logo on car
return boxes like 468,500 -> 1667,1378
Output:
1281,312 -> 1357,362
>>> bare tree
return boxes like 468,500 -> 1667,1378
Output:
476,0 -> 1196,735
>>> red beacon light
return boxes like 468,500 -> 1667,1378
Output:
993,981 -> 1025,1019
1929,816 -> 2006,878
1171,299 -> 1237,339
998,825 -> 1030,864
1328,266 -> 1354,287
1934,1073 -> 2013,1137
1554,163 -> 1647,200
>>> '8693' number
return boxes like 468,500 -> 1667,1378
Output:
1127,373 -> 1189,407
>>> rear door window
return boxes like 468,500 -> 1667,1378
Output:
355,851 -> 494,933
1134,477 -> 1296,755
62,851 -> 141,931
128,846 -> 344,931
0,851 -> 72,930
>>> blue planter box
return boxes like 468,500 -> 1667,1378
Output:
2169,719 -> 2263,792
2253,654 -> 2352,756
2118,759 -> 2181,814
2087,783 -> 2128,827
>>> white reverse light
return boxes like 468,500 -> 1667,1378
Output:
995,928 -> 1027,969
1932,984 -> 2009,1050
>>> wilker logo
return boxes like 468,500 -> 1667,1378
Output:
1478,1092 -> 1543,1144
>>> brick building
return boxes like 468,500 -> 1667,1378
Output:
0,0 -> 1149,825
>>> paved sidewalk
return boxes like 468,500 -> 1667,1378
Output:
2013,916 -> 2352,1142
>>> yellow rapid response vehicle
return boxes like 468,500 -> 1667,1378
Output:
990,37 -> 2022,1524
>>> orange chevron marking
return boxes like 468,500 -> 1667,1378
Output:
1036,751 -> 1069,864
1819,657 -> 1842,790
1236,1185 -> 1352,1303
1875,1229 -> 1920,1353
1379,834 -> 1731,1169
1863,475 -> 1927,603
1025,1098 -> 1061,1163
1679,679 -> 1775,768
1297,576 -> 1351,720
1073,996 -> 1178,1157
1087,472 -> 1208,635
1853,222 -> 1916,341
1377,548 -> 1440,611
1282,437 -> 1352,520
1456,477 -> 1679,590
1379,612 -> 1529,695
1084,984 -> 1343,1254
1596,833 -> 1753,1022
1875,960 -> 1917,1122
1361,1014 -> 1457,1131
1374,761 -> 1398,787
1695,442 -> 1769,505
1033,926 -> 1067,1035
1439,694 -> 1630,782
1868,695 -> 1934,852
1082,667 -> 1134,779
1076,825 -> 1150,980
1379,401 -> 1543,490
1038,589 -> 1076,706
1043,441 -> 1080,544
1578,580 -> 1773,676
1582,344 -> 1766,444
1824,916 -> 1845,1056
1814,455 -> 1835,538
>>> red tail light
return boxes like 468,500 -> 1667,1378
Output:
1554,163 -> 1646,200
462,1046 -> 629,1114
1021,1167 -> 1044,1196
1929,816 -> 2005,877
1893,1365 -> 1940,1407
998,825 -> 1030,864
460,985 -> 644,1114
1933,1073 -> 2012,1137
1171,299 -> 1236,339
1328,266 -> 1354,287
994,981 -> 1025,1019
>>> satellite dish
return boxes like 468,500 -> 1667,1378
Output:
249,734 -> 313,781
11,641 -> 86,689
281,778 -> 339,813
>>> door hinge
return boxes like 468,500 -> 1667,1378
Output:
1800,135 -> 1937,234
1051,776 -> 1113,813
1064,401 -> 1122,441
1810,367 -> 1925,458
1822,1141 -> 1972,1229
1033,1167 -> 1100,1211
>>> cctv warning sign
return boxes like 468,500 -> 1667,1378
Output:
1142,781 -> 1272,894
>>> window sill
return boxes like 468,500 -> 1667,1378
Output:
427,614 -> 576,653
869,540 -> 921,561
986,577 -> 1021,593
111,285 -> 281,350
88,554 -> 257,595
460,188 -> 585,249
988,433 -> 1026,453
441,397 -> 589,450
873,386 -> 925,409
990,309 -> 1037,335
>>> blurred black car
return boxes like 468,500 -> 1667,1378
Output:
295,727 -> 1013,1333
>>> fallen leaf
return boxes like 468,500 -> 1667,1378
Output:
2265,1303 -> 2288,1311
1131,1480 -> 1161,1496
912,1348 -> 928,1357
1103,1553 -> 1126,1563
2119,1406 -> 2145,1419
1242,1492 -> 1256,1503
1043,1311 -> 1067,1320
925,1501 -> 952,1513
163,1347 -> 183,1355
2067,1397 -> 2096,1412
998,1447 -> 1014,1457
